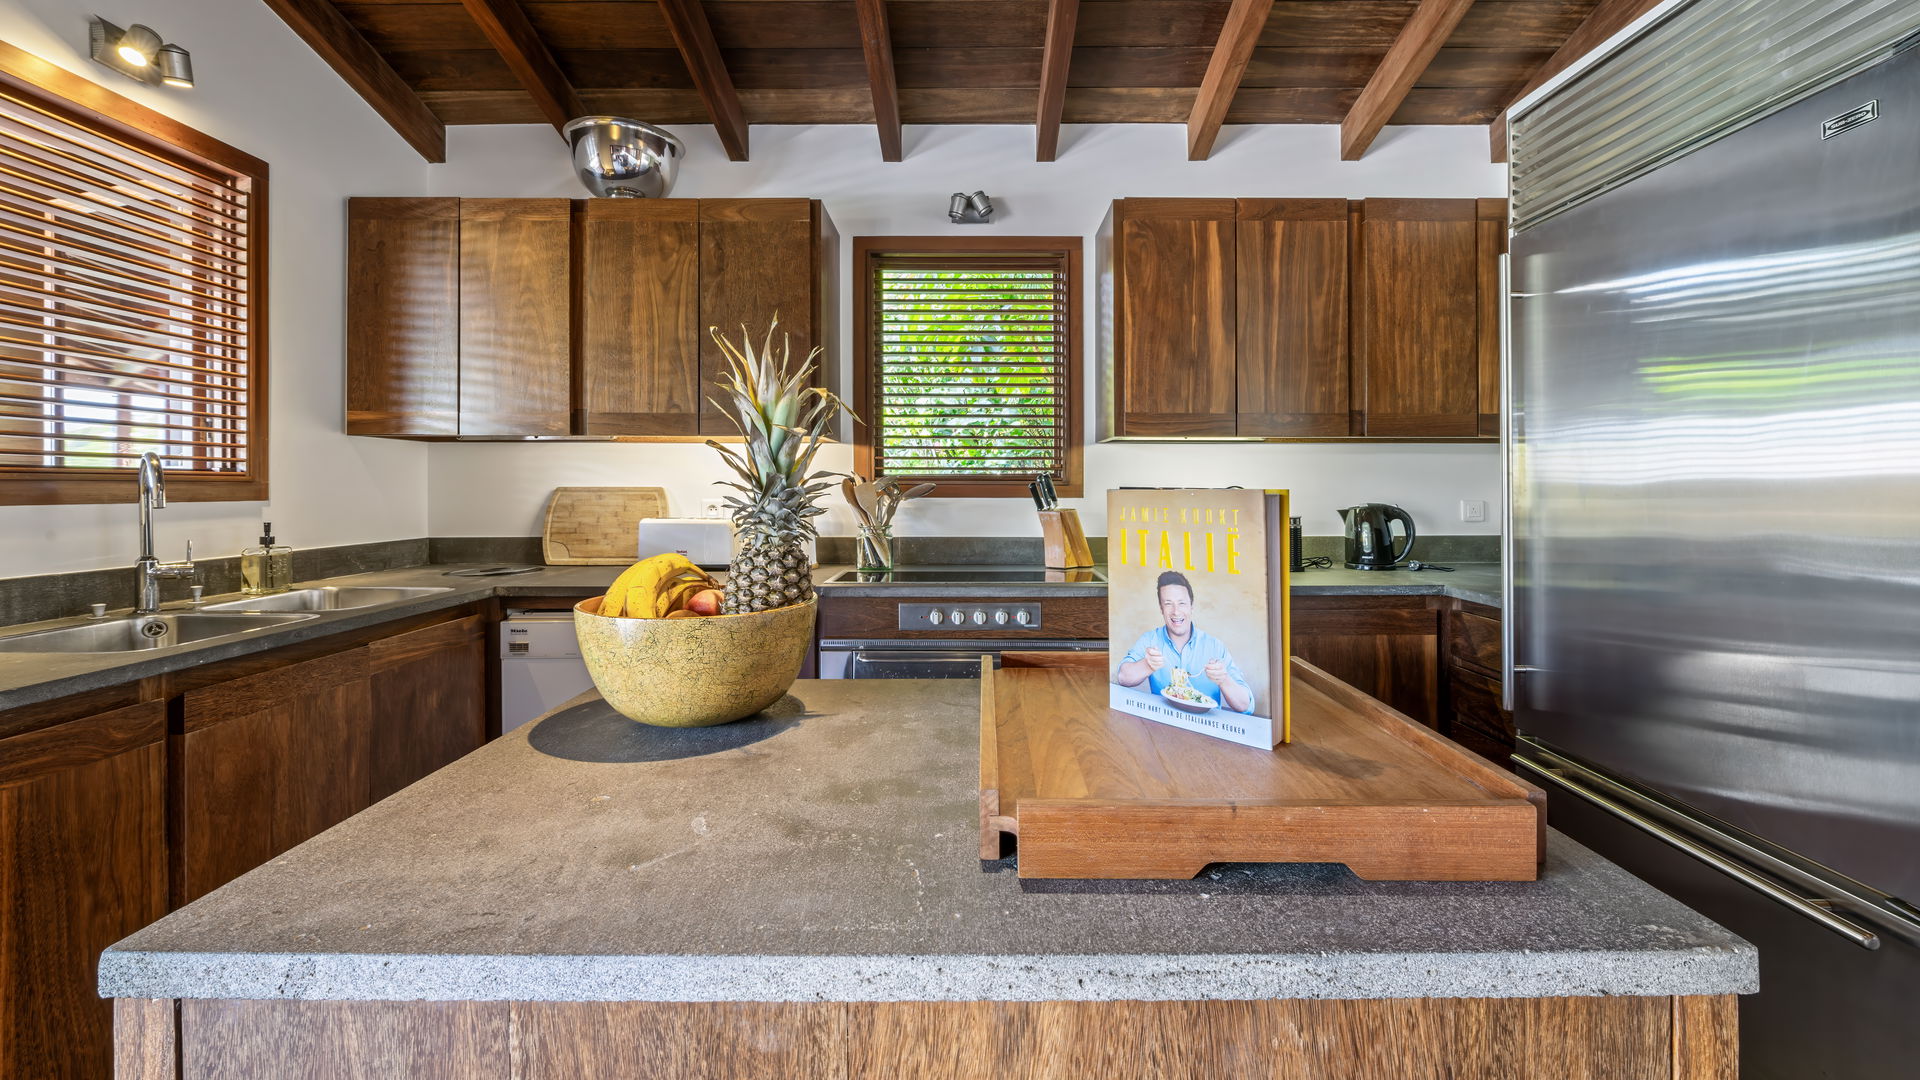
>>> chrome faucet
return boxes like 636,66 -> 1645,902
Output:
135,452 -> 195,615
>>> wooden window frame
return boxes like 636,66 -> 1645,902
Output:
0,41 -> 268,506
854,235 -> 1083,499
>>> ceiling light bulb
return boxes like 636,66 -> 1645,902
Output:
158,44 -> 193,87
115,24 -> 162,67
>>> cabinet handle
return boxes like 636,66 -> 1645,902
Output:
1499,250 -> 1518,711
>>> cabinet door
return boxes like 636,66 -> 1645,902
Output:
1475,199 -> 1508,438
1289,596 -> 1440,726
1352,198 -> 1499,438
346,198 -> 460,436
1447,665 -> 1516,767
0,702 -> 166,1080
574,200 -> 702,435
369,615 -> 488,802
459,198 -> 572,436
698,199 -> 819,436
176,650 -> 373,903
1115,198 -> 1237,437
1236,199 -> 1351,437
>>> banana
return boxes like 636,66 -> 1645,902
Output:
602,553 -> 705,619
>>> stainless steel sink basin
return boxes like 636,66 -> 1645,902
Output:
201,586 -> 453,612
0,612 -> 317,654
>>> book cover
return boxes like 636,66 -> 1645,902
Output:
1106,488 -> 1291,749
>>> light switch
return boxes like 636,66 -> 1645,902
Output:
1459,500 -> 1488,523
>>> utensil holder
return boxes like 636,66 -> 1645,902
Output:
856,524 -> 894,571
1039,509 -> 1094,569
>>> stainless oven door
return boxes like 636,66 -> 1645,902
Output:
818,639 -> 1107,679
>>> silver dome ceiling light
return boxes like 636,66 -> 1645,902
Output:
565,117 -> 684,199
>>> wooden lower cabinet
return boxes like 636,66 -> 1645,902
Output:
122,994 -> 1737,1079
370,615 -> 488,802
0,701 -> 167,1080
1290,595 -> 1441,727
175,650 -> 375,905
1441,602 -> 1515,767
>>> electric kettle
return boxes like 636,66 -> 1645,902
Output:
1340,504 -> 1417,570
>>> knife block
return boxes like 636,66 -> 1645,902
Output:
1039,509 -> 1095,570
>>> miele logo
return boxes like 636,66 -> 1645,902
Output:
1822,100 -> 1877,140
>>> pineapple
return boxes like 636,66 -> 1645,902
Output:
707,317 -> 849,614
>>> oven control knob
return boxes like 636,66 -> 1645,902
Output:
1014,609 -> 1032,626
993,609 -> 1009,626
949,608 -> 966,626
927,609 -> 944,626
971,609 -> 987,626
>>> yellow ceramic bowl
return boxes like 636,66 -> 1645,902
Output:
572,596 -> 817,727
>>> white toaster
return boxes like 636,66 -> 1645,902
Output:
635,518 -> 734,569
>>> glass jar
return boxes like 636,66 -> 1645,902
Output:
855,524 -> 893,572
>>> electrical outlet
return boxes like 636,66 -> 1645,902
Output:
702,499 -> 725,519
1459,499 -> 1487,523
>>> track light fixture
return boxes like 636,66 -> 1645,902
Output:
89,18 -> 193,88
947,190 -> 996,224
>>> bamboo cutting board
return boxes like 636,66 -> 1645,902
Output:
541,487 -> 669,565
980,653 -> 1545,880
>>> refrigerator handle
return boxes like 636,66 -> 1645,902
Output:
1499,251 -> 1518,711
1512,750 -> 1883,951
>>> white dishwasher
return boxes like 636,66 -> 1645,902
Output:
499,611 -> 596,733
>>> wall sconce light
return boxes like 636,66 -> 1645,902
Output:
90,18 -> 193,88
947,190 -> 995,224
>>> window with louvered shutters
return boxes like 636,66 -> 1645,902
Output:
0,52 -> 265,505
854,238 -> 1082,498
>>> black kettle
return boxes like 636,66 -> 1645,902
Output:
1340,504 -> 1416,570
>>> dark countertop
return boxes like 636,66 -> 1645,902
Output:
98,679 -> 1753,1004
0,561 -> 1504,714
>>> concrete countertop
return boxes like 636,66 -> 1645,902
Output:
0,561 -> 1501,714
99,679 -> 1754,1004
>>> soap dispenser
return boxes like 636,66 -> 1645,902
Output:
241,522 -> 293,595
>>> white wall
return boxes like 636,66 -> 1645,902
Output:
426,122 -> 1506,540
0,0 -> 430,575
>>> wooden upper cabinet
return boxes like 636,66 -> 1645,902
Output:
1110,198 -> 1238,437
175,649 -> 375,904
346,198 -> 460,437
696,199 -> 828,436
1236,199 -> 1352,438
573,200 -> 701,436
0,701 -> 167,1080
458,198 -> 572,436
1352,198 -> 1506,438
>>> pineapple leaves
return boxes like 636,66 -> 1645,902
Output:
704,318 -> 853,545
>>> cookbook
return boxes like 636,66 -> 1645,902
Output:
1106,488 -> 1291,749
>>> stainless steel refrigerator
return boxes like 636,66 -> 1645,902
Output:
1507,19 -> 1920,1080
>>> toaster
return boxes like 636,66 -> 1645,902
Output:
635,518 -> 734,569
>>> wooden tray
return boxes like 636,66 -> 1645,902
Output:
541,487 -> 668,565
980,653 -> 1544,880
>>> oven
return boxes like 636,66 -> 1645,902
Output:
815,567 -> 1108,680
818,638 -> 1108,679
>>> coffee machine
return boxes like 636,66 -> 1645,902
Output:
1340,504 -> 1416,570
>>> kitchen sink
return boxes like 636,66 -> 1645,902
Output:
0,612 -> 318,654
201,586 -> 453,612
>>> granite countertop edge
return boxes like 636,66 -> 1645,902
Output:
96,944 -> 1756,1003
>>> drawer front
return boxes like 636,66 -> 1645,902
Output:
1448,664 -> 1514,743
1449,608 -> 1502,674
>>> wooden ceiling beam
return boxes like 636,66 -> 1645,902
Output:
258,0 -> 445,162
458,0 -> 586,134
1340,0 -> 1477,160
1489,0 -> 1665,161
655,0 -> 749,160
1034,0 -> 1081,161
1186,0 -> 1276,161
852,0 -> 903,161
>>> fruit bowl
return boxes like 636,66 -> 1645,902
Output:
573,595 -> 817,727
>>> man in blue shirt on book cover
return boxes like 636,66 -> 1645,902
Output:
1113,570 -> 1256,714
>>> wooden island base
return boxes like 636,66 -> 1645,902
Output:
117,994 -> 1736,1079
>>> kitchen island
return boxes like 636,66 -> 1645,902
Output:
101,679 -> 1753,1078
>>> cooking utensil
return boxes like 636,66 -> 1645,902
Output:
1028,479 -> 1047,510
1038,473 -> 1058,509
842,478 -> 873,527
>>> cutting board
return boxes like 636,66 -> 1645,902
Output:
980,652 -> 1545,880
541,487 -> 669,565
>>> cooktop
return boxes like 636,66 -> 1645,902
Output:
822,567 -> 1106,585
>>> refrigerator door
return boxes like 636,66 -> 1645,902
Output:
1510,45 -> 1920,906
